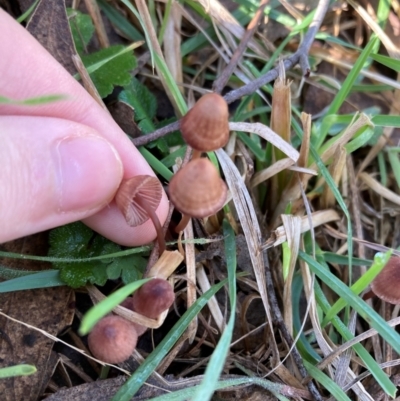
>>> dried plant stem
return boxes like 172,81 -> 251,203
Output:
132,0 -> 331,147
212,0 -> 270,94
264,253 -> 323,401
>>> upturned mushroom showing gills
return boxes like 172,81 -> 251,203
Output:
180,93 -> 229,159
169,158 -> 227,232
88,315 -> 138,364
115,175 -> 166,254
370,256 -> 400,304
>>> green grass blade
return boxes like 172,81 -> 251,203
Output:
79,278 -> 151,335
322,250 -> 392,326
153,53 -> 187,116
322,252 -> 373,266
309,144 -> 353,285
0,94 -> 67,105
300,251 -> 400,355
139,147 -> 174,181
0,270 -> 65,293
387,148 -> 400,189
191,220 -> 237,401
314,282 -> 396,397
303,360 -> 352,401
0,364 -> 37,378
111,278 -> 229,401
98,0 -> 143,41
316,36 -> 379,149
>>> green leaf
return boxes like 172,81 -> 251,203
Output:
119,78 -> 158,133
81,45 -> 136,98
107,255 -> 146,283
67,8 -> 95,54
48,222 -> 144,288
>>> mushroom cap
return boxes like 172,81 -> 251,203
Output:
132,279 -> 175,319
169,158 -> 227,218
115,175 -> 163,226
88,315 -> 138,364
180,93 -> 229,152
119,297 -> 147,336
371,256 -> 400,304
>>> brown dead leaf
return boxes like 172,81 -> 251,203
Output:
0,234 -> 74,401
27,0 -> 77,75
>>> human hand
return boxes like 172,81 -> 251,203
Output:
0,9 -> 169,246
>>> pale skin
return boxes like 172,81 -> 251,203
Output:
0,9 -> 169,246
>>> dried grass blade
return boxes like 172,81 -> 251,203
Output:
229,122 -> 299,161
193,0 -> 267,58
216,149 -> 278,361
183,220 -> 198,343
250,158 -> 295,188
163,2 -> 183,93
263,210 -> 341,248
145,250 -> 184,279
321,146 -> 347,209
359,172 -> 400,206
316,113 -> 373,168
196,263 -> 225,332
271,113 -> 312,226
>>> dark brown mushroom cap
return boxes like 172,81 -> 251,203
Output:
88,315 -> 138,364
371,256 -> 400,304
180,93 -> 229,152
169,158 -> 227,219
119,297 -> 147,336
115,175 -> 163,226
132,278 -> 175,319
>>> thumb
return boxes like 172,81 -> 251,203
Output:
0,116 -> 123,242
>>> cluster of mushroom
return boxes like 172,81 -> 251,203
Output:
87,94 -> 230,364
169,93 -> 230,231
88,278 -> 175,364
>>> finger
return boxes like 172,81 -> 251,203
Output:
0,10 -> 170,244
0,115 -> 166,246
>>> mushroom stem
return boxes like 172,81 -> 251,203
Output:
175,214 -> 191,233
135,196 -> 166,254
191,150 -> 202,160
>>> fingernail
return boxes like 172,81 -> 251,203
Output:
54,135 -> 122,212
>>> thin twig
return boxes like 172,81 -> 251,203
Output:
212,0 -> 270,94
132,0 -> 330,148
264,251 -> 324,401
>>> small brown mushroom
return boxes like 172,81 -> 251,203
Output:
132,278 -> 175,319
169,158 -> 227,232
370,256 -> 400,304
88,315 -> 138,364
119,297 -> 147,336
115,175 -> 165,254
180,93 -> 229,159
